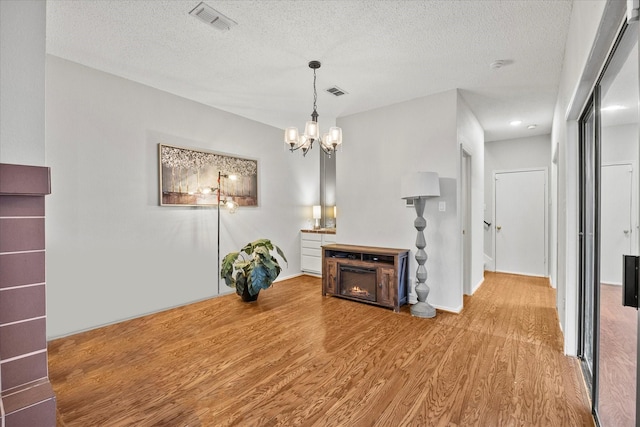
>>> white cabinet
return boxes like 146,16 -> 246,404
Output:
301,231 -> 336,275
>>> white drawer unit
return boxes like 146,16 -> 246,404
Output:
301,231 -> 336,275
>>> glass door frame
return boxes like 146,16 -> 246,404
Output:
577,17 -> 639,425
578,91 -> 601,414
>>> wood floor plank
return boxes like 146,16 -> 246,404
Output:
49,273 -> 593,426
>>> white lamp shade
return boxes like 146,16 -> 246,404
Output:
401,171 -> 440,199
329,127 -> 343,145
285,127 -> 299,144
312,205 -> 322,219
304,121 -> 319,140
225,197 -> 238,213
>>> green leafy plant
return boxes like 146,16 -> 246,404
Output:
221,238 -> 288,299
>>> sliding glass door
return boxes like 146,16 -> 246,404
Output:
597,20 -> 639,427
579,18 -> 639,427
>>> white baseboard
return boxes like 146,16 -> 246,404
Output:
471,277 -> 484,294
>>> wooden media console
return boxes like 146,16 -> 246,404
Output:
322,244 -> 410,312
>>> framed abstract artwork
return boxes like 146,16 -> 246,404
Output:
158,144 -> 258,207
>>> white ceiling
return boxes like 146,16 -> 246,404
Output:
45,0 -> 574,142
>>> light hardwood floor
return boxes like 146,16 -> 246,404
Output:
49,272 -> 593,426
598,284 -> 636,427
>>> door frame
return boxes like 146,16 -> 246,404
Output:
492,167 -> 549,277
578,94 -> 600,407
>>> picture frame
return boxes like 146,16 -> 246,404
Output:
158,143 -> 258,207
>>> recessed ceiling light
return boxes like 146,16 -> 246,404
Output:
510,120 -> 522,126
601,104 -> 628,111
527,124 -> 537,130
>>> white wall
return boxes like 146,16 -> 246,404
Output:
45,56 -> 317,338
0,0 -> 46,165
336,89 -> 483,313
602,123 -> 638,164
484,134 -> 551,271
552,0 -> 620,355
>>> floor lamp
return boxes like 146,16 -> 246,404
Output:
217,171 -> 237,294
401,171 -> 441,318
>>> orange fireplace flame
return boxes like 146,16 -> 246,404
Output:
349,286 -> 371,297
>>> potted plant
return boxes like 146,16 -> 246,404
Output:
221,238 -> 288,302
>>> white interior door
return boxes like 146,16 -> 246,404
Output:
600,163 -> 633,285
495,169 -> 546,276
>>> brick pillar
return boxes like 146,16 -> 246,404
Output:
0,163 -> 55,427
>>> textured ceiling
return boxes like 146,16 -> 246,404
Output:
46,0 -> 574,142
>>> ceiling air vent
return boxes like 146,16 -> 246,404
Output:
326,86 -> 348,97
189,2 -> 237,31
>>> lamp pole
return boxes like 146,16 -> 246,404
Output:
216,172 -> 238,294
217,171 -> 221,295
400,171 -> 440,318
410,197 -> 436,318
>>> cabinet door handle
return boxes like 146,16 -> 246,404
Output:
379,282 -> 383,288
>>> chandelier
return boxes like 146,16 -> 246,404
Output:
284,61 -> 343,157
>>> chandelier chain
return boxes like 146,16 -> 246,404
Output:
313,68 -> 318,113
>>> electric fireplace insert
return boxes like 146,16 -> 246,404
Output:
339,265 -> 377,302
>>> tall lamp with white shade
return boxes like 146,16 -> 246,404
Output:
401,171 -> 441,318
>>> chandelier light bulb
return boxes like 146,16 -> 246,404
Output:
329,127 -> 342,145
322,133 -> 332,148
285,127 -> 299,147
305,120 -> 319,140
